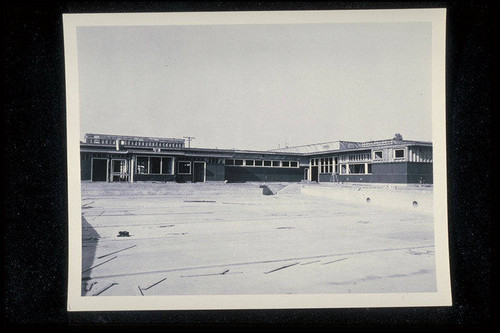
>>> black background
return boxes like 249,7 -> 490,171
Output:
2,1 -> 498,331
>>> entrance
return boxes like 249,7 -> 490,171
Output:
111,159 -> 128,182
91,158 -> 108,182
311,166 -> 319,182
304,168 -> 309,181
193,162 -> 206,183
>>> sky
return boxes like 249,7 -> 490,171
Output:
77,22 -> 432,151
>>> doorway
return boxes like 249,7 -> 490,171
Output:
91,158 -> 108,182
111,159 -> 128,182
311,166 -> 319,182
193,162 -> 206,183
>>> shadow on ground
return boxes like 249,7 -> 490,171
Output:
81,215 -> 100,295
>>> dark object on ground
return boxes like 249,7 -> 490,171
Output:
259,185 -> 274,195
117,231 -> 130,237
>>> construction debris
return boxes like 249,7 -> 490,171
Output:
91,282 -> 118,296
264,262 -> 299,274
300,260 -> 321,265
97,245 -> 137,259
321,258 -> 348,265
85,281 -> 97,291
141,277 -> 167,291
82,256 -> 117,273
181,269 -> 242,277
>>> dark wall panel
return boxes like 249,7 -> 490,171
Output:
81,159 -> 91,181
133,174 -> 175,182
407,162 -> 434,184
225,166 -> 305,182
206,164 -> 225,181
370,162 -> 409,183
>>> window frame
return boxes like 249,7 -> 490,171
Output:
394,148 -> 406,159
177,160 -> 192,175
136,156 -> 149,174
135,155 -> 175,175
161,157 -> 174,175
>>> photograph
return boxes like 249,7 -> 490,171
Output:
64,9 -> 451,310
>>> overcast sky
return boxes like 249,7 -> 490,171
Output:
77,22 -> 432,150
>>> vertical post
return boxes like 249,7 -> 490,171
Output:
130,158 -> 134,183
106,159 -> 110,182
183,136 -> 195,148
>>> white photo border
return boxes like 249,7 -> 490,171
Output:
64,9 -> 450,311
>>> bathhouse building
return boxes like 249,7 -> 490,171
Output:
80,133 -> 433,184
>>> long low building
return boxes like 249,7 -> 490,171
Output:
80,133 -> 433,184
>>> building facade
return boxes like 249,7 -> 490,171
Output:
80,133 -> 433,184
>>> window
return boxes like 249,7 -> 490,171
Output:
349,164 -> 365,174
161,157 -> 173,174
234,159 -> 244,166
136,157 -> 148,174
272,161 -> 280,167
150,157 -> 161,174
282,161 -> 290,167
225,159 -> 234,165
264,160 -> 272,167
245,160 -> 254,166
367,164 -> 372,174
178,161 -> 191,174
315,156 -> 335,173
394,149 -> 405,159
374,151 -> 383,160
290,161 -> 298,168
255,160 -> 263,166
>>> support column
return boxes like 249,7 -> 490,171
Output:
130,158 -> 134,183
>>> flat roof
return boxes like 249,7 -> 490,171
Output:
81,134 -> 432,158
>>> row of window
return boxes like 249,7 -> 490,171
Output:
340,163 -> 373,174
339,153 -> 372,162
82,153 -> 124,160
225,159 -> 299,168
310,157 -> 338,166
136,156 -> 175,175
320,165 -> 337,173
315,149 -> 406,164
92,139 -> 183,148
135,156 -> 194,175
373,149 -> 405,160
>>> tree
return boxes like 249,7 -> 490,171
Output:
393,133 -> 403,141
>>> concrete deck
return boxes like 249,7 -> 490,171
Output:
80,182 -> 436,296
